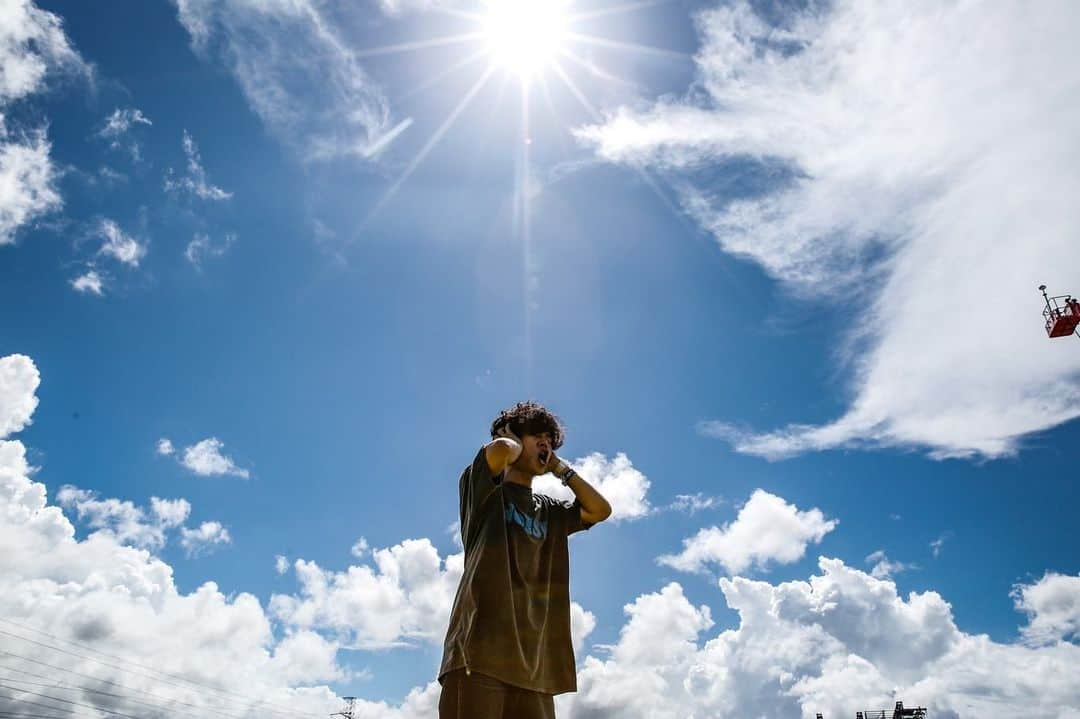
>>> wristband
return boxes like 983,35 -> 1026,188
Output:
557,465 -> 576,485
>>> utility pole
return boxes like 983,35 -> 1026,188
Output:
331,696 -> 357,719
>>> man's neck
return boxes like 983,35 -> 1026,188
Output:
503,467 -> 534,488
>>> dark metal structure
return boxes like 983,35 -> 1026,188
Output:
1039,284 -> 1080,338
331,696 -> 358,719
856,701 -> 927,719
816,700 -> 928,719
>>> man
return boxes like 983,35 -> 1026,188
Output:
438,401 -> 613,718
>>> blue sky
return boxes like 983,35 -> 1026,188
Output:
2,1 -> 1079,717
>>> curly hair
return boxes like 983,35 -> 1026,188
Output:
490,400 -> 565,450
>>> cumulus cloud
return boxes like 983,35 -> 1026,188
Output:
350,536 -> 369,558
577,0 -> 1080,461
180,437 -> 249,478
275,554 -> 290,574
172,0 -> 404,161
70,268 -> 104,294
0,355 -> 359,719
179,520 -> 232,558
657,489 -> 836,575
269,539 -> 464,650
5,353 -> 1079,718
0,0 -> 87,244
57,485 -> 174,550
0,354 -> 39,437
156,437 -> 175,455
559,558 -> 1080,718
1013,572 -> 1080,645
532,451 -> 652,522
164,130 -> 231,201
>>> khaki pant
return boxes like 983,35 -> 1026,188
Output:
438,669 -> 556,719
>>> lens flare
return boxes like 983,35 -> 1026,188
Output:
482,0 -> 569,78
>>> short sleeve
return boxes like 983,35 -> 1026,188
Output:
560,497 -> 593,536
459,446 -> 501,547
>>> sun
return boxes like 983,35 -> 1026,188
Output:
481,0 -> 569,78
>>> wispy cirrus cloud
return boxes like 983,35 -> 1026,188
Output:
185,231 -> 236,268
171,0 -> 407,161
577,1 -> 1080,461
96,107 -> 152,161
165,130 -> 231,201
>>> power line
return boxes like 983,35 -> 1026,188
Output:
0,672 -> 217,719
0,709 -> 74,719
0,681 -> 145,719
0,618 -> 324,719
0,701 -> 100,719
0,652 -> 252,719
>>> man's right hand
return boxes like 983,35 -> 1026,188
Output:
489,424 -> 523,470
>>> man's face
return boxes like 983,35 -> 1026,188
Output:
516,430 -> 553,474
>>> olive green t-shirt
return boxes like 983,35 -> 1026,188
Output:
438,445 -> 591,695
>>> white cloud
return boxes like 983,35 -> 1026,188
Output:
865,550 -> 916,579
0,353 -> 373,718
657,489 -> 836,575
172,0 -> 402,161
0,0 -> 87,245
0,0 -> 86,104
269,538 -> 464,650
350,536 -> 369,558
179,520 -> 232,558
0,120 -> 60,244
96,107 -> 152,161
532,451 -> 652,522
5,353 -> 1079,718
0,353 -> 39,437
95,217 -> 145,267
577,0 -> 1080,461
276,554 -> 290,574
1013,572 -> 1080,645
559,558 -> 1080,719
156,437 -> 175,455
70,268 -> 104,294
150,496 -> 191,528
185,231 -> 236,267
55,486 -> 218,557
181,437 -> 250,478
663,492 -> 723,515
930,532 -> 951,558
164,130 -> 232,200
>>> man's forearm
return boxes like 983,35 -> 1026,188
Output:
562,467 -> 612,520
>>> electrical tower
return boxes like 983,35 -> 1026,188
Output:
856,700 -> 927,719
816,700 -> 928,719
331,696 -> 357,719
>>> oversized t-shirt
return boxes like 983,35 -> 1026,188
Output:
438,445 -> 591,695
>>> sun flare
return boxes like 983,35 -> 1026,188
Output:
481,0 -> 569,78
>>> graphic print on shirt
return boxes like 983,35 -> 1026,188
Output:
504,500 -> 548,540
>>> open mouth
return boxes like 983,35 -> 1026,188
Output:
538,451 -> 549,465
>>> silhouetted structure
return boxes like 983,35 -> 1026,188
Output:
856,701 -> 927,719
331,696 -> 357,719
816,700 -> 928,718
